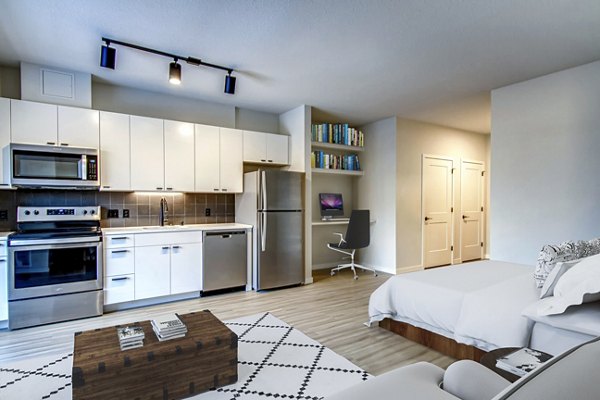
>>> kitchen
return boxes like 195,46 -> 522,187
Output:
0,63 -> 306,330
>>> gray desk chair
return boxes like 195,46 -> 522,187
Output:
328,210 -> 377,280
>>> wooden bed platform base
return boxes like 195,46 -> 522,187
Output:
379,318 -> 487,361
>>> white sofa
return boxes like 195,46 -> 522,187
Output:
326,336 -> 600,400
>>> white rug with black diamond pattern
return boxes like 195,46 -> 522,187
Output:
0,312 -> 370,400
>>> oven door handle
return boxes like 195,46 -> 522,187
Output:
9,236 -> 102,247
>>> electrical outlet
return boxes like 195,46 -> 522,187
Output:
205,208 -> 211,216
108,209 -> 119,218
0,210 -> 7,220
123,209 -> 130,218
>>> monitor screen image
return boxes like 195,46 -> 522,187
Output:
319,193 -> 344,218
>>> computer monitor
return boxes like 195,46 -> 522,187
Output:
319,193 -> 344,219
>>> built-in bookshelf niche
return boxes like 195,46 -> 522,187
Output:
311,123 -> 365,176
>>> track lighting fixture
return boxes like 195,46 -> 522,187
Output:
100,42 -> 116,69
169,60 -> 181,85
224,72 -> 236,94
99,37 -> 236,94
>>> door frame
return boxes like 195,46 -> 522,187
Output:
421,154 -> 455,269
459,158 -> 486,262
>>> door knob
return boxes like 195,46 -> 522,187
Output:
424,216 -> 431,221
462,215 -> 467,220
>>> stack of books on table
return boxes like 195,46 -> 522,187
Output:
151,314 -> 188,341
496,347 -> 553,377
117,326 -> 145,351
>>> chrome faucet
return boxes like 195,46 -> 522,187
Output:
159,197 -> 169,226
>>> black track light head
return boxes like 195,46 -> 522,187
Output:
169,61 -> 181,85
100,44 -> 116,69
224,73 -> 236,94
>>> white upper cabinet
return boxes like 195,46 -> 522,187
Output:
164,120 -> 195,192
243,130 -> 289,165
243,130 -> 266,163
10,99 -> 57,145
266,134 -> 289,164
130,116 -> 164,191
57,106 -> 99,148
0,98 -> 10,186
220,128 -> 244,193
100,111 -> 130,191
194,124 -> 220,192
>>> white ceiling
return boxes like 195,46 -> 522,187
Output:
1,0 -> 599,133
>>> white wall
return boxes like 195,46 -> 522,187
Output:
93,82 -> 236,128
356,117 -> 397,274
236,108 -> 279,132
279,105 -> 309,173
395,119 -> 489,272
0,66 -> 20,98
491,60 -> 600,264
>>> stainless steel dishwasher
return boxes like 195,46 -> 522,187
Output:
202,230 -> 247,292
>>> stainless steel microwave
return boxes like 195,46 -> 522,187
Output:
4,143 -> 99,188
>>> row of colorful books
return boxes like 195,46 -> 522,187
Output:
311,123 -> 364,147
311,151 -> 361,171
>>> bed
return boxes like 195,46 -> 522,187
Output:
369,259 -> 600,358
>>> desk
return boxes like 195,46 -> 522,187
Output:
312,219 -> 350,226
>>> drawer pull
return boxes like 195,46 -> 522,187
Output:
261,159 -> 266,162
111,277 -> 129,281
103,185 -> 111,189
166,187 -> 173,191
156,187 -> 163,190
267,160 -> 273,162
111,249 -> 129,254
0,259 -> 6,263
46,141 -> 56,145
172,245 -> 181,249
60,143 -> 69,146
221,188 -> 227,192
162,246 -> 170,250
111,237 -> 129,240
214,188 -> 219,191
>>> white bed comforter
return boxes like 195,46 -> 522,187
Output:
369,260 -> 540,351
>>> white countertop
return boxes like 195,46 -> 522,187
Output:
102,223 -> 252,235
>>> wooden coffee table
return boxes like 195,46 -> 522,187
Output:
72,310 -> 238,400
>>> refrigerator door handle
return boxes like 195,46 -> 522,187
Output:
261,212 -> 267,252
261,170 -> 267,211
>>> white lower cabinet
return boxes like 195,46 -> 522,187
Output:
103,231 -> 203,305
135,245 -> 171,300
170,242 -> 203,294
104,274 -> 135,305
0,239 -> 7,323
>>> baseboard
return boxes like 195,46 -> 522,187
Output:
396,264 -> 423,274
104,292 -> 200,313
484,253 -> 490,259
453,258 -> 462,264
312,262 -> 335,270
304,276 -> 314,285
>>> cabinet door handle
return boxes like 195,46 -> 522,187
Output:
166,187 -> 173,191
111,237 -> 129,240
267,160 -> 273,163
102,185 -> 111,189
162,246 -> 170,250
111,249 -> 129,254
213,188 -> 219,191
0,259 -> 6,263
46,141 -> 56,145
111,277 -> 129,281
260,159 -> 266,162
221,188 -> 227,192
172,245 -> 181,249
60,143 -> 69,146
156,187 -> 163,190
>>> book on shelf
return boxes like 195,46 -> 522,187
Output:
311,123 -> 364,147
495,348 -> 553,377
151,314 -> 188,341
311,150 -> 361,171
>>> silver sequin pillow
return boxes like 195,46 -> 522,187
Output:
535,238 -> 600,288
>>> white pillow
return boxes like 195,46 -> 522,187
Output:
529,253 -> 600,316
539,259 -> 580,299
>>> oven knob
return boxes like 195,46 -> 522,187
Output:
34,210 -> 39,215
83,210 -> 88,215
24,210 -> 30,215
90,210 -> 96,215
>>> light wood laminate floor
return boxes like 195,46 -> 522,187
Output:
0,269 -> 454,375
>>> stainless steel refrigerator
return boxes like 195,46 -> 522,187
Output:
235,169 -> 304,290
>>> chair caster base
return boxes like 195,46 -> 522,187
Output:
353,275 -> 359,280
330,270 -> 336,276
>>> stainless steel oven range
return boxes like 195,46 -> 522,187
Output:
7,206 -> 103,330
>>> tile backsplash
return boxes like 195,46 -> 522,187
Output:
0,190 -> 235,231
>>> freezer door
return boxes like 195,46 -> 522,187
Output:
257,211 -> 303,290
260,170 -> 303,211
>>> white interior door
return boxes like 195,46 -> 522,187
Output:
422,155 -> 454,268
460,160 -> 485,262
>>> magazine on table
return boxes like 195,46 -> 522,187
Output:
495,348 -> 552,376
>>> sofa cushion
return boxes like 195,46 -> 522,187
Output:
325,362 -> 456,400
444,360 -> 511,400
